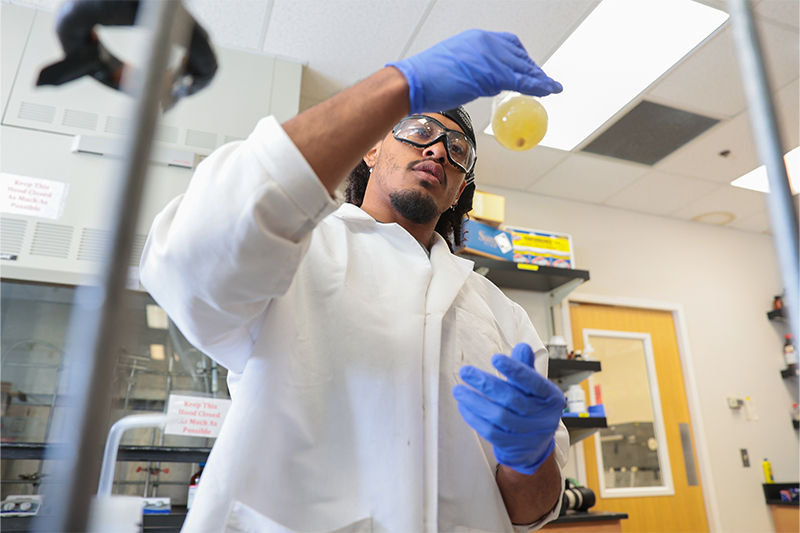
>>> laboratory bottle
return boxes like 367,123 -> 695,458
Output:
567,385 -> 587,414
187,462 -> 205,509
762,458 -> 774,484
491,91 -> 548,151
784,335 -> 797,373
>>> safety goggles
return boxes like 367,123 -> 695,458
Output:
392,115 -> 477,175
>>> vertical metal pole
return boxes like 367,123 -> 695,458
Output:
730,0 -> 800,346
33,1 -> 182,531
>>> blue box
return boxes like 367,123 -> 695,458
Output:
461,219 -> 514,261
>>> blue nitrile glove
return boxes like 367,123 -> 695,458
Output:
387,29 -> 562,115
453,342 -> 565,475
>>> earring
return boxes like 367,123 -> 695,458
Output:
369,167 -> 373,174
450,203 -> 457,211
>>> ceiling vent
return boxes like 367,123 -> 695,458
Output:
581,100 -> 719,165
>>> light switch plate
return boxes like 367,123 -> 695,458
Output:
741,449 -> 750,467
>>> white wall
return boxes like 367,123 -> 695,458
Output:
483,184 -> 798,532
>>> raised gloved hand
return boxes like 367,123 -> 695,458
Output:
453,342 -> 565,475
387,29 -> 562,115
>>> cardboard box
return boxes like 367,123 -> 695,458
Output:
504,226 -> 575,269
512,251 -> 552,266
461,218 -> 514,261
471,190 -> 505,227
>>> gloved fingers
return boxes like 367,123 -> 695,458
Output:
491,354 -> 565,405
459,30 -> 561,96
458,365 -> 539,415
513,69 -> 563,96
492,32 -> 533,61
455,400 -> 518,444
511,342 -> 535,367
453,384 -> 538,430
490,34 -> 562,95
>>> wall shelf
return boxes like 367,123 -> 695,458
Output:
768,308 -> 786,321
459,253 -> 590,292
781,368 -> 798,379
549,359 -> 601,390
563,416 -> 608,444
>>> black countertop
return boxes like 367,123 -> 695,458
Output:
3,507 -> 629,531
550,510 -> 629,524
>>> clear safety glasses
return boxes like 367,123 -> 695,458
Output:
392,115 -> 477,175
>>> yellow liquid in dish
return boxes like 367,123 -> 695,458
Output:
491,94 -> 548,151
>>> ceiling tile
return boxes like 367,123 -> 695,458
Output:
647,26 -> 745,118
647,16 -> 798,119
526,153 -> 648,203
655,112 -> 759,184
728,208 -> 772,233
657,78 -> 798,186
755,0 -> 799,29
262,0 -> 429,101
462,98 -> 492,140
603,171 -> 721,215
473,136 -> 568,191
774,78 -> 800,149
185,0 -> 272,52
405,0 -> 597,64
757,16 -> 800,89
669,184 -> 766,225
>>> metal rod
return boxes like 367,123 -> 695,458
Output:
34,359 -> 64,496
33,1 -> 183,531
730,0 -> 800,346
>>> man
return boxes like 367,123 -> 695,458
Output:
140,29 -> 568,532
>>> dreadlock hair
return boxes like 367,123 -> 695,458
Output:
344,160 -> 471,253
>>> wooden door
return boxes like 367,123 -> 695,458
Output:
569,302 -> 708,533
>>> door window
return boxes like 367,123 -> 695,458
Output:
584,330 -> 675,498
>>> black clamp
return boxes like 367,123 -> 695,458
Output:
37,0 -> 217,109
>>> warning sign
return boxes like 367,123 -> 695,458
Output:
163,394 -> 231,438
1,173 -> 69,220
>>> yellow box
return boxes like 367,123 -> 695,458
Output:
504,226 -> 575,269
471,190 -> 505,227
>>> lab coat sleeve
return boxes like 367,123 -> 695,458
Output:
139,116 -> 338,373
509,301 -> 569,532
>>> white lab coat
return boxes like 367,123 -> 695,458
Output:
140,116 -> 568,533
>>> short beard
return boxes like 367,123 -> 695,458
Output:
389,189 -> 440,225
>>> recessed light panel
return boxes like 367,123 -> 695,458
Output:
731,147 -> 799,194
536,0 -> 729,151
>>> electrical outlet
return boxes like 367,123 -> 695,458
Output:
741,448 -> 750,467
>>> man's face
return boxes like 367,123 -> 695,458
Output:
363,113 -> 469,225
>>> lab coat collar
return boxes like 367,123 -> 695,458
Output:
332,202 -> 376,223
333,203 -> 475,311
427,232 -> 474,316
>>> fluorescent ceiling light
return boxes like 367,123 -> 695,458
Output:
731,147 -> 799,194
485,0 -> 729,151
